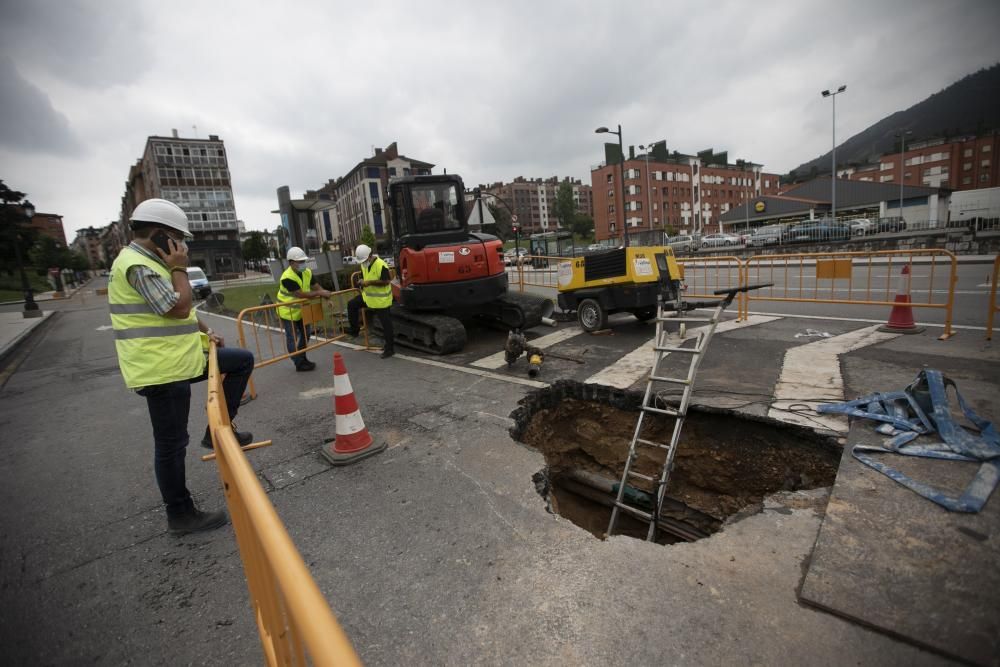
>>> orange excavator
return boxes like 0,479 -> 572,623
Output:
374,173 -> 552,354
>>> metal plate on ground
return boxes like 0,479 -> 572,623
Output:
799,422 -> 1000,665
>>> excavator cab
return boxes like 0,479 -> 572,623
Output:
389,174 -> 469,254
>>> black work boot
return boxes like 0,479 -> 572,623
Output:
168,506 -> 228,536
201,425 -> 254,449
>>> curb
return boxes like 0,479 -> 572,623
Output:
0,311 -> 59,369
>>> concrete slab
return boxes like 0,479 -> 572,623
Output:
799,356 -> 1000,666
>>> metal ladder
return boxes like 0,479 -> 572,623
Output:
607,286 -> 748,542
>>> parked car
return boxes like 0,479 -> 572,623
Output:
342,255 -> 358,266
700,233 -> 742,249
787,221 -> 851,243
186,267 -> 212,299
667,235 -> 698,253
876,217 -> 907,233
747,224 -> 786,247
587,243 -> 604,252
503,248 -> 528,266
849,218 -> 875,236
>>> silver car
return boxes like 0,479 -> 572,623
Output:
667,235 -> 698,252
747,225 -> 786,246
700,233 -> 741,248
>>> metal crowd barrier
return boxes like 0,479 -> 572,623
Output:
988,255 -> 999,341
508,254 -> 564,291
677,256 -> 743,312
741,249 -> 957,339
203,343 -> 361,666
237,288 -> 360,399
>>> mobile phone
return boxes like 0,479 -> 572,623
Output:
151,230 -> 173,254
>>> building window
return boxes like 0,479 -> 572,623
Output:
982,159 -> 991,167
962,176 -> 972,185
964,148 -> 973,157
983,145 -> 992,153
964,162 -> 972,171
982,173 -> 991,182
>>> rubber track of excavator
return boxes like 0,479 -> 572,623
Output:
493,291 -> 549,330
373,306 -> 468,355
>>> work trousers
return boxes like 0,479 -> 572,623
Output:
280,318 -> 311,368
347,295 -> 394,353
137,347 -> 254,518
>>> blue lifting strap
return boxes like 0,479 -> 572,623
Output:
817,370 -> 1000,513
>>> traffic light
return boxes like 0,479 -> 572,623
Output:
512,225 -> 519,234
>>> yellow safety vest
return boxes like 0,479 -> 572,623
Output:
108,246 -> 205,389
277,265 -> 312,321
361,258 -> 392,309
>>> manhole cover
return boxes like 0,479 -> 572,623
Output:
511,381 -> 840,545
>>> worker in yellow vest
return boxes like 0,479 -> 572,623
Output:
109,199 -> 255,536
346,244 -> 395,358
276,247 -> 332,371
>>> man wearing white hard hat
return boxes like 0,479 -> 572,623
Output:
345,244 -> 395,358
276,247 -> 332,371
108,198 -> 255,536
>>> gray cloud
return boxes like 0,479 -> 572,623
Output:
0,58 -> 83,155
1,0 -> 998,239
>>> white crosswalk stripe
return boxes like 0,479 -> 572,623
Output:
768,324 -> 899,433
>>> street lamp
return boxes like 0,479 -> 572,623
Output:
821,84 -> 847,221
595,125 -> 628,247
13,199 -> 41,318
639,143 -> 657,237
896,130 -> 912,223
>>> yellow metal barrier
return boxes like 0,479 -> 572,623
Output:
508,254 -> 565,291
677,256 -> 744,318
741,249 -> 957,339
203,344 -> 361,666
237,288 -> 369,399
988,255 -> 999,340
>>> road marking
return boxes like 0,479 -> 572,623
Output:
95,325 -> 112,331
584,315 -> 779,390
768,325 -> 898,433
471,326 -> 583,369
747,310 -> 987,331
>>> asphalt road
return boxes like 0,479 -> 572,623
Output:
2,274 -> 995,664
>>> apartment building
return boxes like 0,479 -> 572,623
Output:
328,142 -> 433,252
28,211 -> 67,247
71,226 -> 106,269
119,129 -> 242,277
590,142 -> 781,240
844,132 -> 999,191
481,177 -> 594,234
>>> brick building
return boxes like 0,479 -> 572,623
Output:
329,142 -> 433,253
118,129 -> 243,277
28,212 -> 67,247
843,132 -> 999,191
590,142 -> 781,241
481,176 -> 593,234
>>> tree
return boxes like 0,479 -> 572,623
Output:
29,236 -> 72,269
569,213 -> 594,240
68,251 -> 90,272
486,202 -> 512,240
241,231 -> 269,262
553,182 -> 577,229
360,225 -> 376,248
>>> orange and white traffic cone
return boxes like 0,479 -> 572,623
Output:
878,264 -> 925,334
321,352 -> 386,466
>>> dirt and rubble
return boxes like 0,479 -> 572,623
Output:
511,381 -> 841,541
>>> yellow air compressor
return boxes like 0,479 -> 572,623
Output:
556,246 -> 683,332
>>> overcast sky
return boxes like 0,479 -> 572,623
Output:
2,0 -> 999,239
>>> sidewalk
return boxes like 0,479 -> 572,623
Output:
0,279 -> 93,363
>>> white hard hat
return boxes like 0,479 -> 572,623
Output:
286,246 -> 309,262
354,244 -> 372,262
130,198 -> 192,237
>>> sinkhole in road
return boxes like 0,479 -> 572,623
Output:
510,381 -> 841,545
